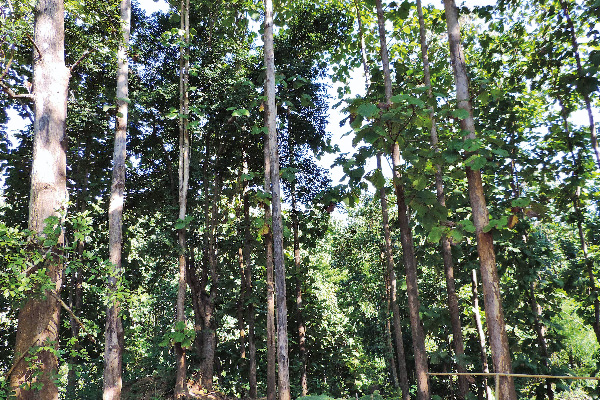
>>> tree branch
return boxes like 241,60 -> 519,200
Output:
0,80 -> 33,101
69,49 -> 92,73
49,291 -> 97,344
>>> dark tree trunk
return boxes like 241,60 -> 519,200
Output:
377,153 -> 410,400
10,0 -> 69,397
374,1 -> 430,397
443,2 -> 516,398
291,190 -> 308,396
264,0 -> 291,398
383,275 -> 399,389
415,0 -> 468,397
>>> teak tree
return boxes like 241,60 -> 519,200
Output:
9,0 -> 70,398
102,0 -> 130,398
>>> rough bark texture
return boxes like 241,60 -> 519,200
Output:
471,270 -> 493,400
377,153 -> 410,400
443,2 -> 516,399
264,1 -> 291,398
103,0 -> 130,398
10,0 -> 69,398
263,114 -> 276,400
374,2 -> 430,398
415,1 -> 468,397
174,0 -> 190,395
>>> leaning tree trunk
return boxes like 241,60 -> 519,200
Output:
174,0 -> 190,395
415,1 -> 468,397
103,0 -> 130,398
443,2 -> 516,399
264,1 -> 291,398
377,153 -> 411,400
374,1 -> 430,398
10,0 -> 69,398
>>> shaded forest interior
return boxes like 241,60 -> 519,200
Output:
2,0 -> 600,399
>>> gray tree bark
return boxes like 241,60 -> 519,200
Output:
10,0 -> 69,398
174,0 -> 190,395
264,1 -> 291,398
103,0 -> 130,398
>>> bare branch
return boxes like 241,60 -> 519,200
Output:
69,49 -> 92,73
49,291 -> 97,344
0,80 -> 33,100
26,34 -> 41,59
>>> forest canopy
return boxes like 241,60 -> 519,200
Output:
1,0 -> 600,399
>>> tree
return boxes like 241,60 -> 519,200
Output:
264,1 -> 291,399
102,0 -> 130,398
442,1 -> 517,399
9,0 -> 69,398
374,1 -> 430,398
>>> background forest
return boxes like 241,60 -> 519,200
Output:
1,0 -> 600,399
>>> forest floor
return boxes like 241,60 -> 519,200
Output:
122,374 -> 242,400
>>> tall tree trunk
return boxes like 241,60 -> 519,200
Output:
558,0 -> 600,171
264,1 -> 291,398
243,174 -> 258,399
559,99 -> 600,346
442,2 -> 516,399
10,0 -> 69,397
103,0 -> 130,398
200,177 -> 220,390
383,275 -> 399,389
291,190 -> 308,396
354,0 -> 369,90
528,283 -> 553,400
377,153 -> 411,400
415,1 -> 468,397
263,107 -> 277,400
374,2 -> 430,398
174,0 -> 190,395
471,270 -> 493,400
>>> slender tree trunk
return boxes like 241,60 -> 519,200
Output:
383,275 -> 399,389
354,0 -> 369,90
243,175 -> 258,398
558,0 -> 600,171
103,0 -> 130,398
377,153 -> 411,400
415,1 -> 468,397
174,0 -> 190,395
10,0 -> 69,397
559,99 -> 600,346
201,178 -> 220,390
291,190 -> 308,396
471,270 -> 493,400
263,110 -> 277,400
442,2 -> 516,399
374,2 -> 430,398
264,2 -> 291,398
528,283 -> 553,400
